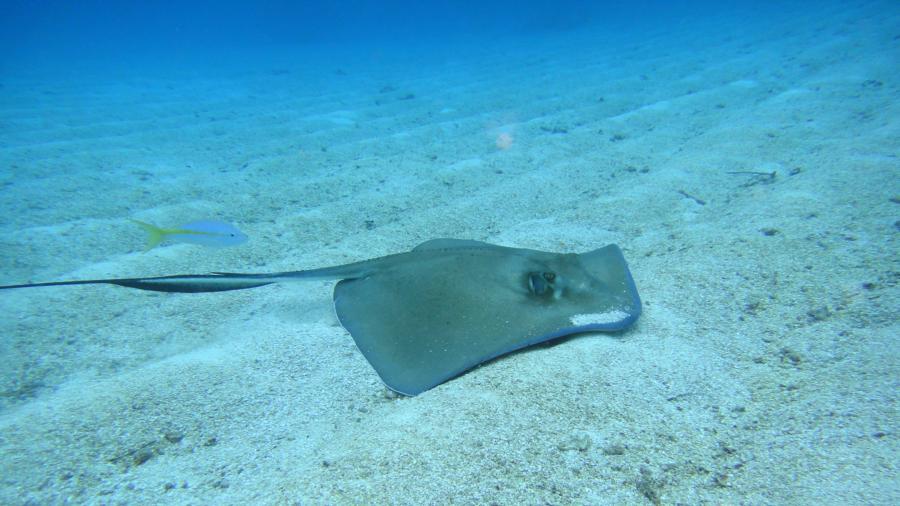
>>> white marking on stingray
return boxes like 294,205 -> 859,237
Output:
569,310 -> 630,327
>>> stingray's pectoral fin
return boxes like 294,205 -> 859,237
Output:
0,274 -> 277,294
332,243 -> 642,396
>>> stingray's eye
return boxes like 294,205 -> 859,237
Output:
528,271 -> 556,296
528,272 -> 547,295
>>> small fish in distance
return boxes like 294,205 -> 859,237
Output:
131,219 -> 248,251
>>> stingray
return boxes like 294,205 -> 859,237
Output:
0,239 -> 641,395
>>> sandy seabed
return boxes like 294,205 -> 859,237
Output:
0,2 -> 897,504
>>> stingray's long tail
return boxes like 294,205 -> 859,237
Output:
0,274 -> 277,293
0,262 -> 379,294
0,251 -> 391,295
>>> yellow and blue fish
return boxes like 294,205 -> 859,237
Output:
131,219 -> 248,251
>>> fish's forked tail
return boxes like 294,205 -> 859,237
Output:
130,219 -> 167,251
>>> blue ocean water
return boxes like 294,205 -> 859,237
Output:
1,1 -> 755,52
0,0 -> 898,504
1,1 -> 801,75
